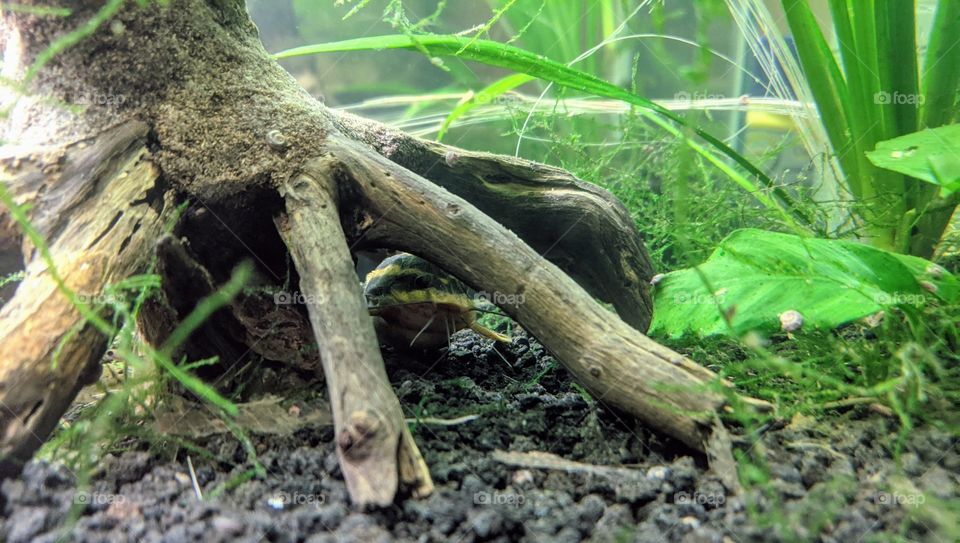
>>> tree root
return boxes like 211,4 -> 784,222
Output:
335,111 -> 655,331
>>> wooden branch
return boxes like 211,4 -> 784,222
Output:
0,122 -> 171,477
0,253 -> 109,478
335,111 -> 654,331
324,135 -> 724,452
274,169 -> 433,507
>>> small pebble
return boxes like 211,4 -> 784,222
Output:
267,495 -> 285,510
512,469 -> 534,486
211,515 -> 244,537
647,466 -> 670,482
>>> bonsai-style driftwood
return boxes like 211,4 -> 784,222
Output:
299,136 -> 723,450
0,0 -> 759,506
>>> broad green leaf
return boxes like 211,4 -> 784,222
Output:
929,154 -> 960,196
650,229 -> 957,338
867,124 -> 960,196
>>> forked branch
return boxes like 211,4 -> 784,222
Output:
323,135 -> 725,451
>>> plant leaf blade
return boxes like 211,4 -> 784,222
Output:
866,124 -> 960,196
650,229 -> 956,338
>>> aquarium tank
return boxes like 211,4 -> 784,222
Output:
0,1 -> 958,542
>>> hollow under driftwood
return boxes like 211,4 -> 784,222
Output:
0,0 -> 759,506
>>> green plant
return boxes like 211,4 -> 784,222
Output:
781,0 -> 960,256
651,228 -> 957,338
867,123 -> 960,198
522,359 -> 557,392
274,33 -> 810,230
0,270 -> 24,290
307,2 -> 960,259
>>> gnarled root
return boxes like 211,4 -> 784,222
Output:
335,111 -> 655,332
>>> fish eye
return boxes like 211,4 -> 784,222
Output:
412,274 -> 432,289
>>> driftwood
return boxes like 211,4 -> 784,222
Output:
0,0 -> 762,506
0,122 -> 172,477
275,172 -> 433,502
308,136 -> 723,450
492,450 -> 645,479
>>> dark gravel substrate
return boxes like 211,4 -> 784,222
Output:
2,330 -> 957,542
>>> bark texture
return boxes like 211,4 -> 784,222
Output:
0,121 -> 171,476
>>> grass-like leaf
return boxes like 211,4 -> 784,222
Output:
921,0 -> 960,130
781,0 -> 858,194
274,34 -> 810,227
436,73 -> 534,141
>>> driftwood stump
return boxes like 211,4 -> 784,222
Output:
0,0 -> 752,506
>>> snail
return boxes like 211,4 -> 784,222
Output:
363,253 -> 511,349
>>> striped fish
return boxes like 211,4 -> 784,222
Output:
363,253 -> 511,349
